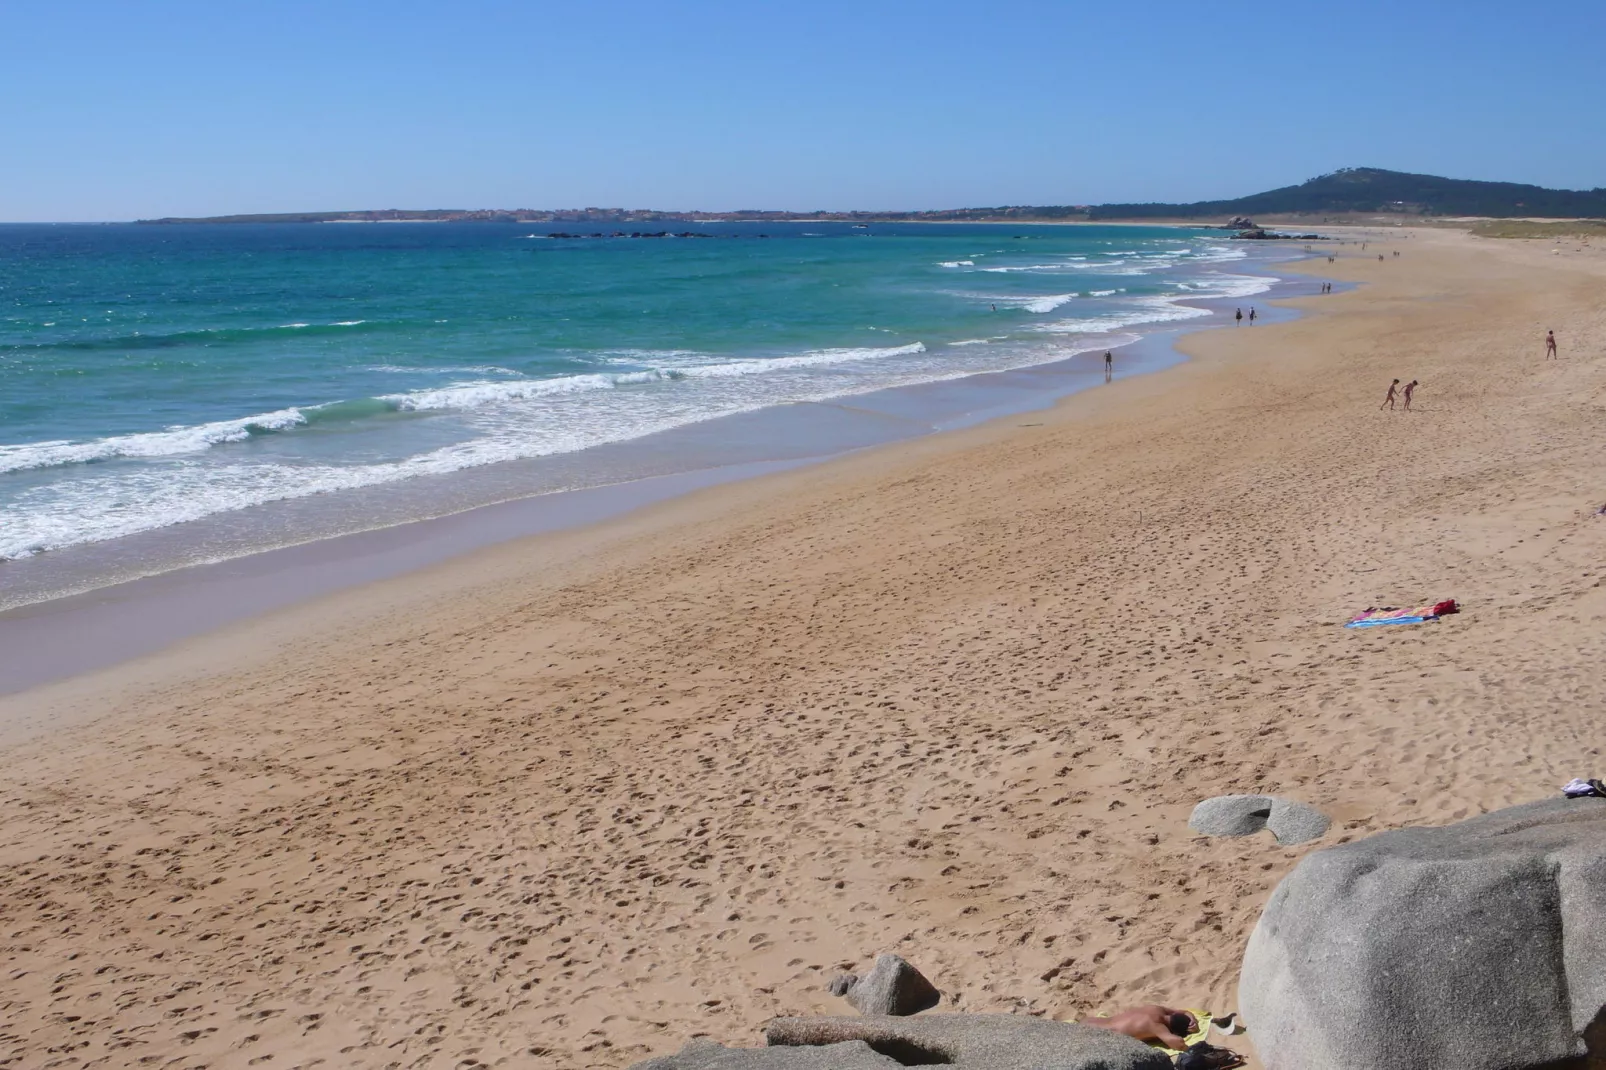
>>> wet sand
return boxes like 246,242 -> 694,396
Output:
2,227 -> 1605,1069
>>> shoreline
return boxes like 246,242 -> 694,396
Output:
0,254 -> 1314,698
0,221 -> 1274,611
4,227 -> 1606,1068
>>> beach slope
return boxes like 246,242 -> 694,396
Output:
2,228 -> 1604,1069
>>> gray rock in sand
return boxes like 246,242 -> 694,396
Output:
1189,793 -> 1330,845
629,1037 -> 898,1069
829,954 -> 940,1015
766,1014 -> 1172,1070
1240,796 -> 1606,1070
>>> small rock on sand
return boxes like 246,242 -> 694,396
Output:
1188,794 -> 1330,845
828,953 -> 940,1015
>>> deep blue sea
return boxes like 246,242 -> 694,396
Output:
0,220 -> 1275,594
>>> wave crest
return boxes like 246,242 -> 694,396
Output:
1,343 -> 931,474
0,409 -> 308,475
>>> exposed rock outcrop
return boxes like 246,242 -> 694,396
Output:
630,1037 -> 897,1069
1240,797 -> 1606,1070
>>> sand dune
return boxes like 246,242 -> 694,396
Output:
2,227 -> 1605,1069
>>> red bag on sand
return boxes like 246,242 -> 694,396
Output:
1430,599 -> 1459,617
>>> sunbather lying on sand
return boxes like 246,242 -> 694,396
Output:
1079,1005 -> 1196,1048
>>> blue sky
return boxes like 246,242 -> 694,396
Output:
2,0 -> 1603,221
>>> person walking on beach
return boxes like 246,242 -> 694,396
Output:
1235,307 -> 1243,326
1402,379 -> 1418,410
1248,307 -> 1257,326
1381,379 -> 1400,410
1546,330 -> 1558,358
1104,350 -> 1113,381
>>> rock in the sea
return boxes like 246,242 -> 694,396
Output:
1241,797 -> 1606,1070
766,1014 -> 1172,1070
1188,794 -> 1330,845
629,1037 -> 898,1069
829,954 -> 940,1015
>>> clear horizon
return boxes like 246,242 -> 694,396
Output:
2,0 -> 1603,223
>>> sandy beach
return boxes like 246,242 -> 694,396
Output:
3,226 -> 1605,1069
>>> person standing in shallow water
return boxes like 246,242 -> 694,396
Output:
1546,330 -> 1558,358
1235,307 -> 1243,326
1104,351 -> 1113,381
1402,380 -> 1418,410
1381,379 -> 1400,409
1248,307 -> 1257,325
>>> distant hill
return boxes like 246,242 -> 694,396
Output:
1088,167 -> 1606,220
136,168 -> 1606,225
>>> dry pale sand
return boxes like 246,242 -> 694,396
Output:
3,227 -> 1606,1070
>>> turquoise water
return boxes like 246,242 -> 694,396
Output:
0,221 -> 1272,569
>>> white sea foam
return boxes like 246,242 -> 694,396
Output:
383,375 -> 623,410
0,344 -> 940,561
8,345 -> 930,485
1194,244 -> 1249,263
1022,293 -> 1079,313
373,344 -> 930,411
1189,272 -> 1275,298
938,260 -> 975,268
1089,289 -> 1118,297
2,344 -> 937,486
0,408 -> 308,475
962,292 -> 1080,313
978,263 -> 1073,273
597,349 -> 707,364
271,320 -> 369,330
673,343 -> 927,379
1030,296 -> 1212,335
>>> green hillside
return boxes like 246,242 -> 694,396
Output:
1088,167 -> 1606,220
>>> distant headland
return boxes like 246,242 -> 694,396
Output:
136,167 -> 1606,225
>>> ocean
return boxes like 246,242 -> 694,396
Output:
0,220 -> 1282,608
